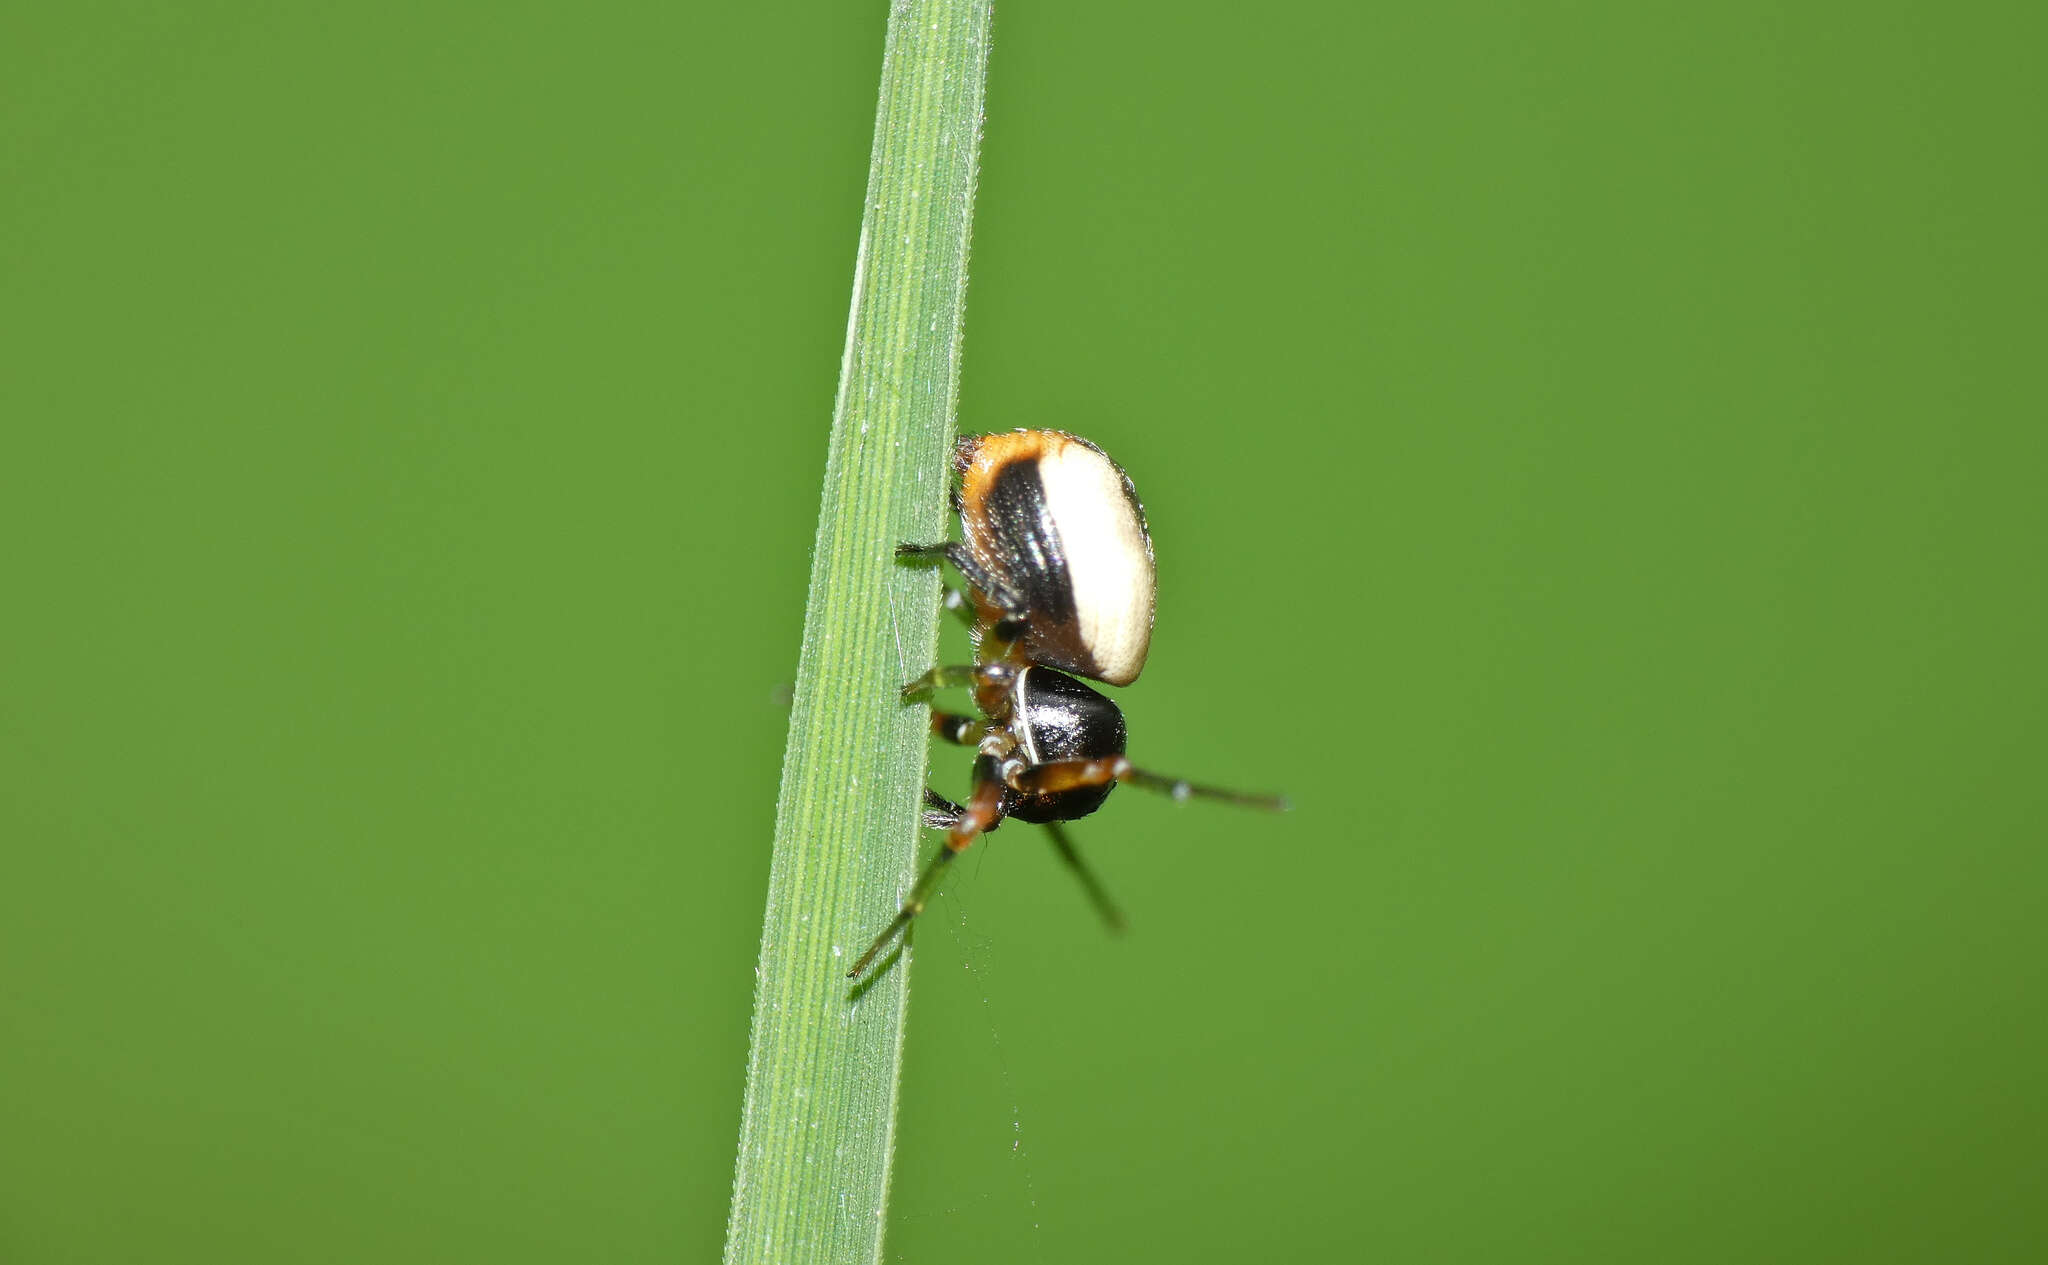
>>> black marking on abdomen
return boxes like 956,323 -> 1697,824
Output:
983,459 -> 1076,622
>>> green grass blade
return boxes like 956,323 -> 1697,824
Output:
722,3 -> 993,1262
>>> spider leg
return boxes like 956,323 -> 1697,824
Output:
848,778 -> 1008,980
1043,819 -> 1127,934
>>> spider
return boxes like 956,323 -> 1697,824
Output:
848,429 -> 1284,979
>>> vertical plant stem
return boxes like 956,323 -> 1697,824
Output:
723,3 -> 992,1263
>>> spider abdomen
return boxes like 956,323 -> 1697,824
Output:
957,430 -> 1156,686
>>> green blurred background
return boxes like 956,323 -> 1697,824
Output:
4,2 -> 2042,1260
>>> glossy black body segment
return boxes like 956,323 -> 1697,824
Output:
1014,666 -> 1125,762
1008,667 -> 1124,821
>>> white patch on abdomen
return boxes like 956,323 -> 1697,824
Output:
1038,442 -> 1155,685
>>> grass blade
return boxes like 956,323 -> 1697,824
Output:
722,3 -> 993,1262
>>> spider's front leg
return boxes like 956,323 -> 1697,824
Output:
847,777 -> 1009,980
